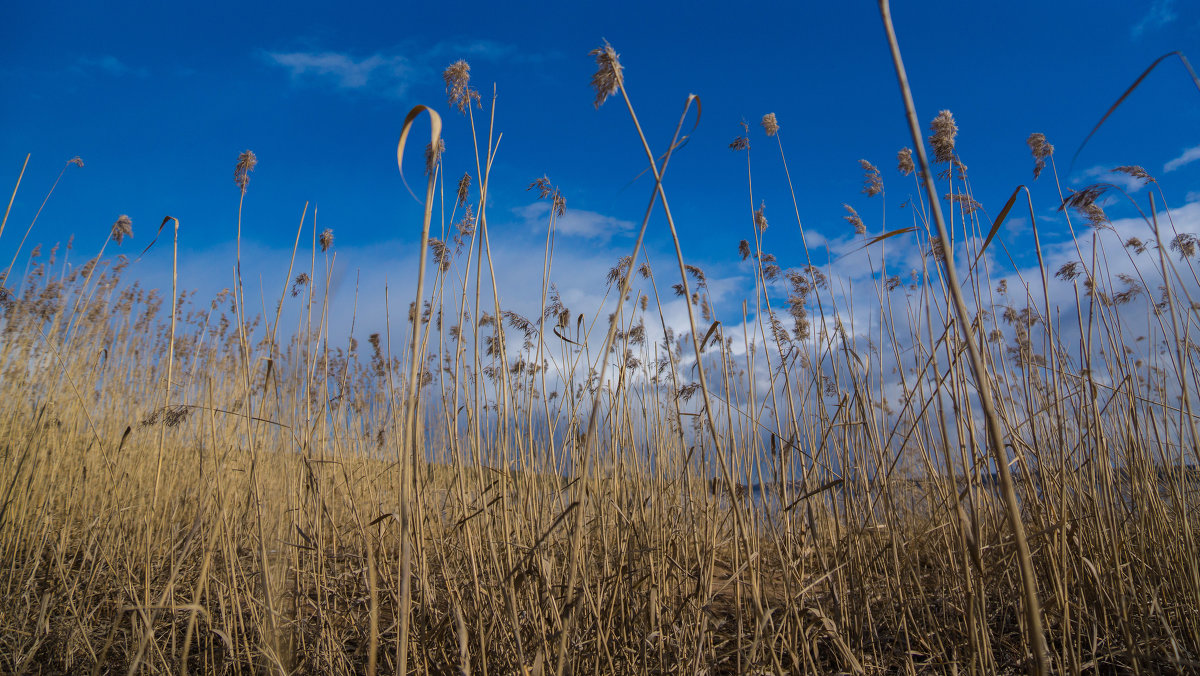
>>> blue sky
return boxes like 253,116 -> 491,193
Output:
2,0 -> 1199,342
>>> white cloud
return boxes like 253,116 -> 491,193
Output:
263,51 -> 412,96
514,202 -> 635,241
1165,144 -> 1200,173
1132,0 -> 1177,37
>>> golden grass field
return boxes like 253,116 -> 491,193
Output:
3,8 -> 1200,675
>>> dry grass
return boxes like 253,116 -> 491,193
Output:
3,22 -> 1200,676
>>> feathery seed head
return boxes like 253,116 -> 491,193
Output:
843,204 -> 866,235
1113,165 -> 1153,184
453,205 -> 477,252
928,110 -> 958,164
589,42 -> 623,109
527,176 -> 564,216
1170,233 -> 1199,259
443,60 -> 481,114
947,192 -> 982,216
1060,185 -> 1111,228
425,139 -> 445,176
1124,237 -> 1147,255
111,215 -> 133,245
753,202 -> 768,232
1055,261 -> 1083,281
234,150 -> 257,190
738,239 -> 751,260
68,156 -> 84,168
897,147 -> 915,176
729,136 -> 750,151
291,272 -> 310,297
1026,133 -> 1054,160
1026,133 -> 1054,179
860,159 -> 883,197
456,173 -> 472,206
761,113 -> 779,137
319,228 -> 334,252
528,176 -> 553,199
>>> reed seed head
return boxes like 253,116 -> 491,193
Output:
443,60 -> 481,114
860,159 -> 883,197
897,147 -> 915,176
111,215 -> 133,245
456,173 -> 472,206
761,113 -> 779,137
528,176 -> 553,199
319,228 -> 334,252
1124,237 -> 1147,255
589,42 -> 623,109
1170,233 -> 1199,259
1055,261 -> 1083,281
1060,185 -> 1110,228
843,204 -> 866,235
234,150 -> 257,190
425,139 -> 445,176
68,156 -> 84,168
1113,165 -> 1153,185
928,110 -> 958,164
1026,133 -> 1054,179
291,272 -> 310,297
754,203 -> 768,231
1026,132 -> 1054,159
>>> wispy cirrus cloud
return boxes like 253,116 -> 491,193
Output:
74,55 -> 148,78
428,39 -> 552,64
429,39 -> 517,61
263,50 -> 412,96
262,39 -> 546,97
1132,0 -> 1176,38
1165,144 -> 1200,173
515,201 -> 634,242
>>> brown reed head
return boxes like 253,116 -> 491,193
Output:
443,60 -> 481,114
928,110 -> 958,164
897,147 -> 914,176
761,113 -> 779,137
589,42 -> 623,109
111,215 -> 133,245
457,173 -> 472,206
425,139 -> 445,176
860,160 -> 883,196
753,203 -> 768,232
843,204 -> 866,235
234,150 -> 257,190
1026,133 -> 1054,179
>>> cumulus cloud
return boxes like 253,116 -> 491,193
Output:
1165,144 -> 1200,173
514,201 -> 635,241
263,51 -> 412,96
